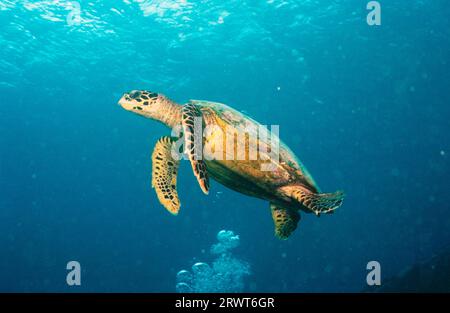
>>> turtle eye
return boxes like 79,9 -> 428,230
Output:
130,91 -> 141,99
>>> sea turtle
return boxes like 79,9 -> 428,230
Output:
118,90 -> 344,239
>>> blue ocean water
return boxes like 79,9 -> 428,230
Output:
0,0 -> 449,292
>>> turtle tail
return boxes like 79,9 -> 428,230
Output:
282,185 -> 344,216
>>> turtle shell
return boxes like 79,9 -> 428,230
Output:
190,100 -> 320,201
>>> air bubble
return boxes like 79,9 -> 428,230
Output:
175,230 -> 250,293
211,230 -> 240,254
176,282 -> 193,293
192,262 -> 212,276
176,270 -> 193,284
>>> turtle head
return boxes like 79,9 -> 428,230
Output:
118,90 -> 181,127
118,90 -> 164,117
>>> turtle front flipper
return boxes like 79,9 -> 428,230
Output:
270,204 -> 300,240
151,136 -> 181,215
181,103 -> 209,194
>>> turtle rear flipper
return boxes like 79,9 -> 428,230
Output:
281,185 -> 344,216
151,136 -> 181,215
270,204 -> 300,240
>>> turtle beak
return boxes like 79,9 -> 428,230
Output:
118,93 -> 134,111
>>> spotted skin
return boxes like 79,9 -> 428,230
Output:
122,90 -> 159,110
151,136 -> 180,215
280,185 -> 344,216
270,204 -> 300,240
181,103 -> 209,195
118,91 -> 345,239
